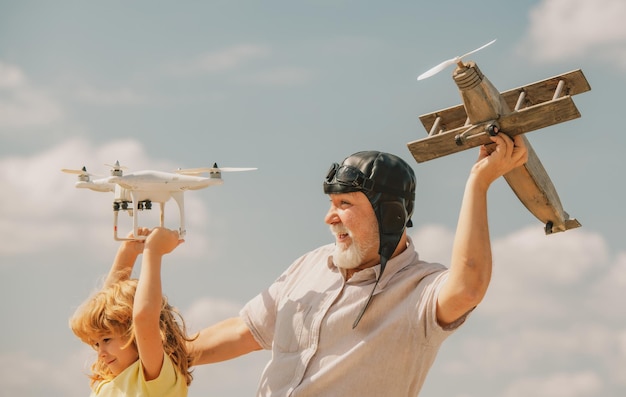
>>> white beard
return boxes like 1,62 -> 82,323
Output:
330,221 -> 379,270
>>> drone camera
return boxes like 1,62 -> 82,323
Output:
137,200 -> 153,210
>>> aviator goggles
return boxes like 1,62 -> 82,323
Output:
325,163 -> 375,191
325,162 -> 415,200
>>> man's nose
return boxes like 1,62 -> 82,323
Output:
324,206 -> 340,225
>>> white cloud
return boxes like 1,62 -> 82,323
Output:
478,227 -> 609,321
451,322 -> 621,375
0,61 -> 64,129
166,44 -> 313,86
412,225 -> 610,321
319,35 -> 384,56
426,224 -> 625,395
0,351 -> 90,396
586,252 -> 626,317
73,85 -> 150,106
503,371 -> 604,397
410,223 -> 454,265
0,62 -> 25,88
594,251 -> 626,287
237,67 -> 313,86
184,296 -> 243,333
182,297 -> 272,396
493,227 -> 608,285
172,44 -> 271,75
518,0 -> 626,67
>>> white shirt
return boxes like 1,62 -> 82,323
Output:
241,237 -> 468,396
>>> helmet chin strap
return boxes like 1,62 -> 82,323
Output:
352,233 -> 402,329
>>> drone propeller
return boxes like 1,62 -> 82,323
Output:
61,166 -> 102,177
61,166 -> 90,175
176,163 -> 257,175
104,160 -> 128,176
417,39 -> 496,81
61,166 -> 101,181
104,161 -> 128,171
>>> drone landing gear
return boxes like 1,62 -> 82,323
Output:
170,191 -> 187,239
112,197 -> 186,241
113,199 -> 155,241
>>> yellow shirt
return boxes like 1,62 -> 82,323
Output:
91,353 -> 187,397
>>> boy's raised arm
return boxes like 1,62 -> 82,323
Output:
133,227 -> 184,381
103,228 -> 149,289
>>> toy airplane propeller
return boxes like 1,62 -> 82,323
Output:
408,39 -> 591,234
417,39 -> 497,81
62,161 -> 257,240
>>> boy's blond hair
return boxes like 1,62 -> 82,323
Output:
70,278 -> 196,387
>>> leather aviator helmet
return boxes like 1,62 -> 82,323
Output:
323,151 -> 416,327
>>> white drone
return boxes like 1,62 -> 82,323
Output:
62,161 -> 256,240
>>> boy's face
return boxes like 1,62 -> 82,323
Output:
93,334 -> 139,376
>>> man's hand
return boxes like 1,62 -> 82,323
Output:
473,133 -> 528,187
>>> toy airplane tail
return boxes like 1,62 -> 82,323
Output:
503,136 -> 581,235
547,218 -> 581,235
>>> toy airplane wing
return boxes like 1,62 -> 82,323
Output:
408,69 -> 590,162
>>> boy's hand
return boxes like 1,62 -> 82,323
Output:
143,227 -> 184,256
119,227 -> 150,257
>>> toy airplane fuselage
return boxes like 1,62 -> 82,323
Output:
407,62 -> 591,234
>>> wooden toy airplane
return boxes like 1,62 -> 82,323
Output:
62,161 -> 256,240
408,40 -> 591,234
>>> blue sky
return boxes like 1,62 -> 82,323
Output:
1,1 -> 625,396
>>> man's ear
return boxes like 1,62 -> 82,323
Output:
378,201 -> 406,235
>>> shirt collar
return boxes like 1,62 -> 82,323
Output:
327,236 -> 418,288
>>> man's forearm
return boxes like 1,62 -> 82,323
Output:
189,317 -> 262,365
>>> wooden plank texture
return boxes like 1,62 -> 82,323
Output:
418,69 -> 590,134
407,96 -> 580,163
